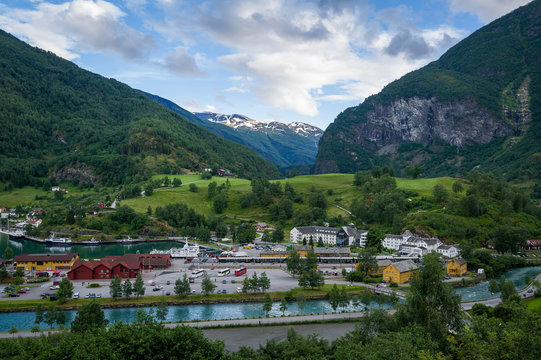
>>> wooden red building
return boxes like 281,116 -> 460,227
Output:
67,253 -> 171,280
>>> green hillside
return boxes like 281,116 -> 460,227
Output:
0,30 -> 281,188
316,0 -> 541,183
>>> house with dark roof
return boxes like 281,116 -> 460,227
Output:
446,257 -> 467,276
290,225 -> 367,247
382,260 -> 419,283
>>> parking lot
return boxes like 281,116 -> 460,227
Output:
0,259 -> 318,300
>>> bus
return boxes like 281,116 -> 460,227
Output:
217,268 -> 230,277
234,266 -> 247,276
191,269 -> 205,278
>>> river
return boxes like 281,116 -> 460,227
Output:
0,299 -> 392,332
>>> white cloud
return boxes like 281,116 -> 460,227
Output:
162,46 -> 204,76
447,0 -> 532,23
156,0 -> 463,116
0,0 -> 154,60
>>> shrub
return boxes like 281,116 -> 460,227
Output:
87,283 -> 101,288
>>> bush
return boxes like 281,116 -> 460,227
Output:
87,283 -> 101,288
27,277 -> 50,283
389,281 -> 399,288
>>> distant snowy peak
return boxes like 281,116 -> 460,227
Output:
194,112 -> 323,138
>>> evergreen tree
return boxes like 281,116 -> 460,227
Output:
258,272 -> 271,292
57,277 -> 74,302
155,297 -> 169,322
201,275 -> 216,295
4,247 -> 13,260
133,273 -> 145,297
280,298 -> 288,316
70,300 -> 108,333
122,278 -> 133,299
109,275 -> 123,299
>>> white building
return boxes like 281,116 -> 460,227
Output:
382,230 -> 413,250
436,244 -> 460,258
290,226 -> 368,247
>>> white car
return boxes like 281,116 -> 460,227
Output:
72,292 -> 79,299
49,285 -> 59,290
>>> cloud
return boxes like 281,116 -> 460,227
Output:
447,0 -> 532,23
162,46 -> 204,76
155,0 -> 463,116
0,0 -> 154,60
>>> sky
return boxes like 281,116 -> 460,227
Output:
0,0 -> 532,130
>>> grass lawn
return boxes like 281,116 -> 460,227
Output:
0,187 -> 49,208
395,177 -> 458,198
525,296 -> 541,313
0,285 -> 369,312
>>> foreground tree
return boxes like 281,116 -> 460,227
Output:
263,293 -> 273,317
122,278 -> 133,299
71,300 -> 108,333
356,247 -> 378,280
396,252 -> 463,346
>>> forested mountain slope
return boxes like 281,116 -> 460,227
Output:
316,0 -> 541,182
0,30 -> 280,187
142,91 -> 322,168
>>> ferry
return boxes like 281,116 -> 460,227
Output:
150,243 -> 200,259
45,234 -> 72,246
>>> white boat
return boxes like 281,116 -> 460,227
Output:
121,236 -> 137,243
0,229 -> 26,239
150,243 -> 200,259
45,233 -> 72,246
80,237 -> 100,245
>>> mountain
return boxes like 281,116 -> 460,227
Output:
315,0 -> 541,182
0,29 -> 281,188
141,91 -> 322,168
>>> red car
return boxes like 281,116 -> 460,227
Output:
17,289 -> 27,294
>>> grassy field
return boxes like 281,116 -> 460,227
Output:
0,187 -> 49,208
526,296 -> 541,313
395,177 -> 457,197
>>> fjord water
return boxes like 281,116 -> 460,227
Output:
0,233 -> 182,258
0,300 -> 392,332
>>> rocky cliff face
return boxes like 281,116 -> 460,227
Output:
315,0 -> 541,180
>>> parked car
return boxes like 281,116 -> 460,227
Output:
40,293 -> 51,299
237,287 -> 242,293
8,293 -> 20,297
222,279 -> 227,284
165,292 -> 171,296
73,292 -> 79,299
96,293 -> 102,298
222,289 -> 227,294
166,280 -> 170,285
191,289 -> 196,294
49,285 -> 59,290
17,289 -> 27,294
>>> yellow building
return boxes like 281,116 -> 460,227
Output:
446,257 -> 467,276
14,253 -> 79,272
382,260 -> 419,283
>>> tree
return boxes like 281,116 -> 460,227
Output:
122,278 -> 133,299
356,247 -> 378,279
452,181 -> 463,194
71,300 -> 108,333
272,226 -> 284,243
9,325 -> 18,336
155,297 -> 169,322
263,293 -> 273,317
213,193 -> 228,214
297,292 -> 307,311
317,237 -> 324,247
292,168 -> 298,177
35,304 -> 45,325
299,269 -> 324,289
258,272 -> 271,292
175,274 -> 191,297
163,176 -> 170,187
339,286 -> 350,311
432,184 -> 449,203
4,246 -> 13,260
57,277 -> 74,302
500,280 -> 516,301
109,275 -> 122,299
144,184 -> 153,197
201,274 -> 216,295
44,305 -> 59,329
488,279 -> 501,294
492,225 -> 528,254
280,298 -> 288,316
396,253 -> 463,345
133,273 -> 145,297
328,284 -> 340,312
172,178 -> 181,187
146,205 -> 152,215
0,267 -> 8,282
207,181 -> 217,200
13,276 -> 23,286
261,230 -> 272,243
286,248 -> 302,275
305,249 -> 318,271
189,183 -> 198,192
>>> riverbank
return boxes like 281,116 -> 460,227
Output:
0,285 -> 368,313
